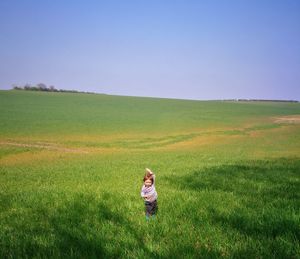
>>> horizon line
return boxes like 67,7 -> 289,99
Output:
2,88 -> 299,103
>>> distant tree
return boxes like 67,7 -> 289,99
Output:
30,86 -> 39,91
12,84 -> 23,90
37,83 -> 47,91
49,85 -> 57,92
11,83 -> 96,95
24,84 -> 32,90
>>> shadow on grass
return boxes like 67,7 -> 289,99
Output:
48,192 -> 157,258
0,192 -> 157,258
164,158 -> 300,257
0,191 -> 229,258
171,158 -> 300,198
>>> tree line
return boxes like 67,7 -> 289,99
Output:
12,83 -> 95,94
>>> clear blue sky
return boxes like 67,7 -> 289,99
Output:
0,0 -> 299,100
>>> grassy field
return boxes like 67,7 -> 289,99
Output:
0,90 -> 300,258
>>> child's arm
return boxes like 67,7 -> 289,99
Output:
146,168 -> 153,175
146,168 -> 156,185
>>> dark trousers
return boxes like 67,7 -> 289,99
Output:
145,200 -> 158,216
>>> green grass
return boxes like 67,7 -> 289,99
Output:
1,90 -> 299,137
0,90 -> 300,258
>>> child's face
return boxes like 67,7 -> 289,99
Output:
144,179 -> 152,187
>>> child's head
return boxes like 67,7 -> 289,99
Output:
143,173 -> 153,187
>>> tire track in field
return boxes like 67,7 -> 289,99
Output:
0,141 -> 89,153
0,117 -> 293,153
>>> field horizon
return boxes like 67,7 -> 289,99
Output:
0,90 -> 299,258
5,88 -> 300,102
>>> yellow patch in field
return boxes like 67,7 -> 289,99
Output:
0,150 -> 64,166
1,118 -> 298,157
158,131 -> 231,151
0,139 -> 127,166
160,120 -> 299,152
274,115 -> 300,124
249,122 -> 300,137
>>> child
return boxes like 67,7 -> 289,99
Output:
141,168 -> 158,220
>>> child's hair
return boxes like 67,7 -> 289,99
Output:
143,172 -> 154,185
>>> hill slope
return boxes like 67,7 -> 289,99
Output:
0,90 -> 300,258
